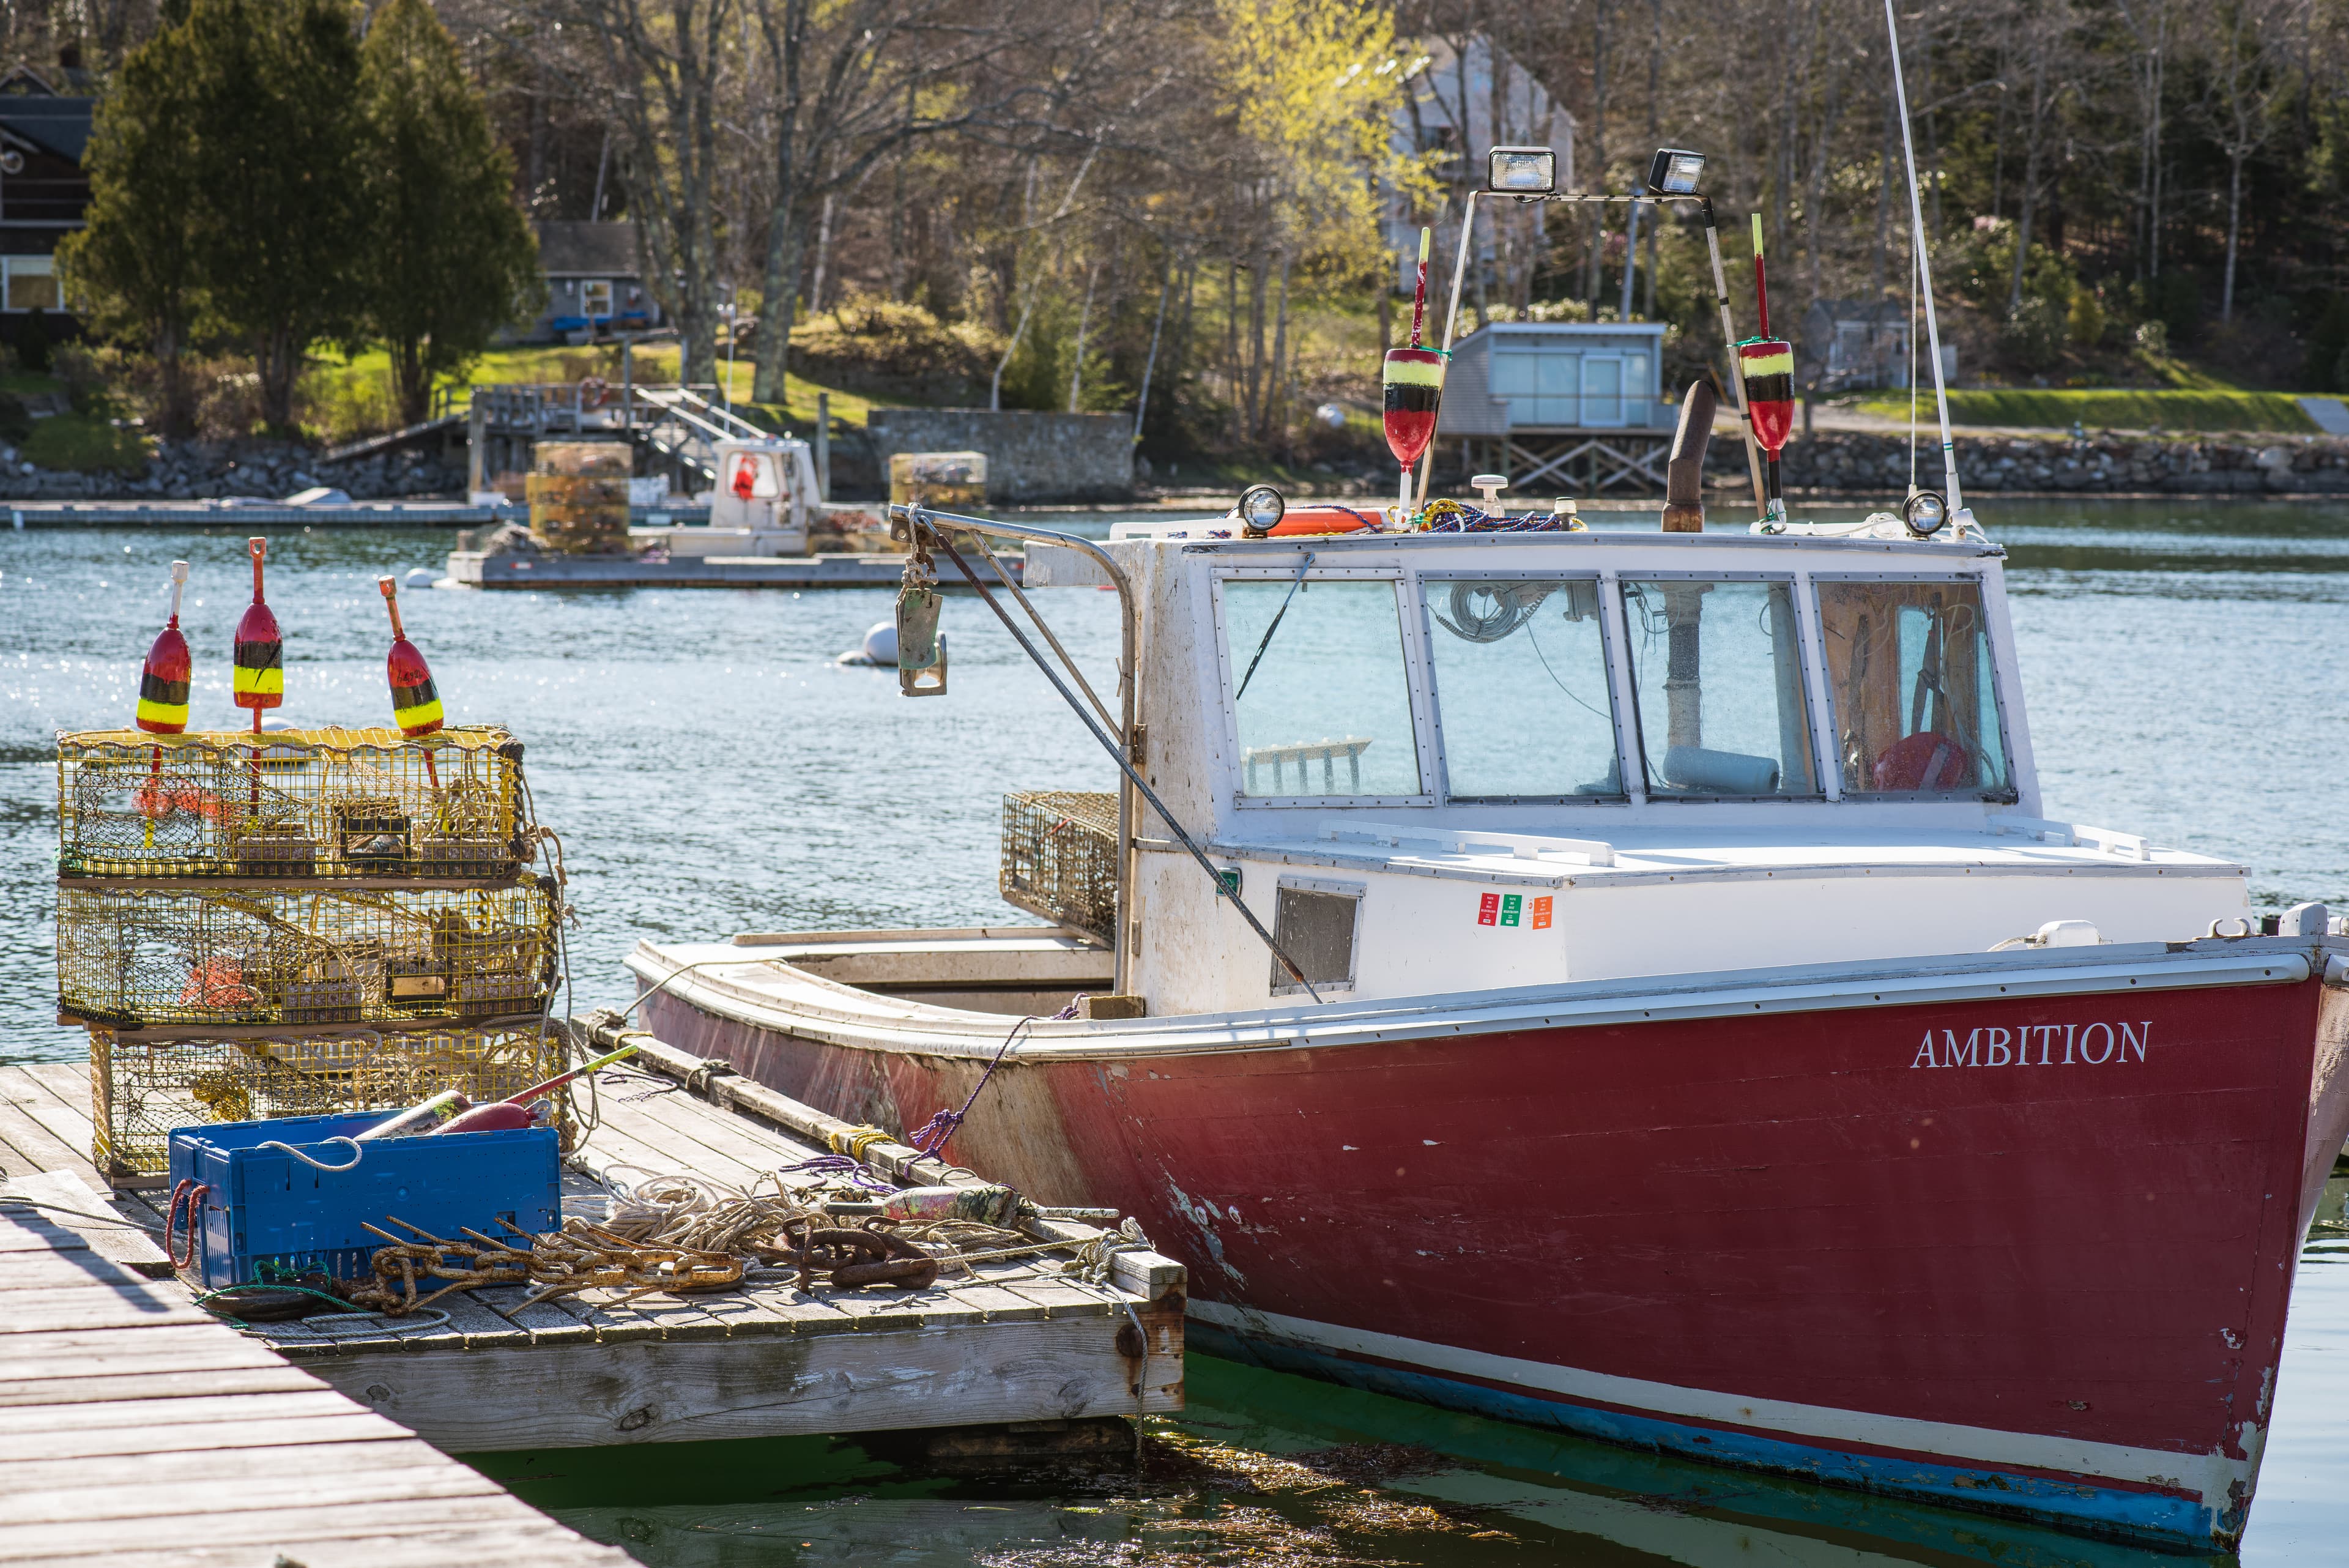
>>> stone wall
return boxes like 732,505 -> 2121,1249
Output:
1759,431 -> 2349,495
863,409 -> 1133,503
0,437 -> 463,501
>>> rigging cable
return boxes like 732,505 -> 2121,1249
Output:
923,526 -> 1322,1002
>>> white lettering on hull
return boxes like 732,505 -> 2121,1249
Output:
1910,1022 -> 2152,1068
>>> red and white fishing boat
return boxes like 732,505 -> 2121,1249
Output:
622,11 -> 2348,1549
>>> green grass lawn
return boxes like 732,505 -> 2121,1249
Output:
1851,387 -> 2322,434
25,412 -> 150,472
306,344 -> 887,445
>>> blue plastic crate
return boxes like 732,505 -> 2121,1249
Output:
166,1110 -> 561,1291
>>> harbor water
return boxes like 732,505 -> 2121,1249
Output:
2,502 -> 2343,1564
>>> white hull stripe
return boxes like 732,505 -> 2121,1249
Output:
628,940 -> 2312,1065
1186,1298 -> 2255,1504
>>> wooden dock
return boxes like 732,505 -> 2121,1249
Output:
1,1033 -> 1184,1537
1,1071 -> 635,1567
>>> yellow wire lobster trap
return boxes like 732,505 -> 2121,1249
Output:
87,1027 -> 574,1178
999,790 -> 1118,944
58,881 -> 561,1032
56,726 -> 529,882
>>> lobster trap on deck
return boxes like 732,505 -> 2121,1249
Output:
999,790 -> 1118,945
94,1027 -> 573,1179
58,881 -> 560,1032
57,726 -> 528,882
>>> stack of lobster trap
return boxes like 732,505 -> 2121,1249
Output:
54,724 -> 570,1184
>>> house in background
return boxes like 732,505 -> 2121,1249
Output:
1384,35 -> 1576,315
526,221 -> 661,343
1800,298 -> 1959,391
0,70 -> 92,345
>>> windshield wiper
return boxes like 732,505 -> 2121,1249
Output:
1234,552 -> 1314,700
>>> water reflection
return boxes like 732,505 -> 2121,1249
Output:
492,1351 -> 2236,1567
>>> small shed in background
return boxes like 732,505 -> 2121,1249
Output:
526,221 -> 661,344
1436,322 -> 1674,495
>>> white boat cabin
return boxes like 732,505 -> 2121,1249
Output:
1030,517 -> 2247,1019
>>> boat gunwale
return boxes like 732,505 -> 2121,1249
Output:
627,933 -> 2328,1064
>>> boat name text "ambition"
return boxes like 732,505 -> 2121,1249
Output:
1909,1022 -> 2151,1069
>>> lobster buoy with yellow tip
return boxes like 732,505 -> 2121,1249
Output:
377,576 -> 443,738
136,560 -> 193,735
232,537 -> 283,721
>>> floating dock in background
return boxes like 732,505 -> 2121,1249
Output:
445,546 -> 1022,590
6,500 -> 521,529
0,1032 -> 1183,1497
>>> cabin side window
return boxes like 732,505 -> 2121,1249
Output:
1422,576 -> 1623,800
1620,576 -> 1819,798
1221,577 -> 1423,800
1813,578 -> 2015,799
1269,879 -> 1360,995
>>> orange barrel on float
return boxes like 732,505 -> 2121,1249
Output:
1266,505 -> 1382,538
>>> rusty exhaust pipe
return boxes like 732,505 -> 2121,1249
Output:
1662,381 -> 1716,533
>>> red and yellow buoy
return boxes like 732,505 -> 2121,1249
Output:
136,560 -> 192,735
231,537 -> 283,731
377,577 -> 443,738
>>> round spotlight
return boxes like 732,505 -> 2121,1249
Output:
1901,489 -> 1948,538
1238,484 -> 1286,538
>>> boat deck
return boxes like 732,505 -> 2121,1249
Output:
0,1039 -> 1184,1538
0,1073 -> 633,1567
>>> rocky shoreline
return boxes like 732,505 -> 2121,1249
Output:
1761,431 -> 2349,496
0,437 -> 462,502
0,429 -> 2345,503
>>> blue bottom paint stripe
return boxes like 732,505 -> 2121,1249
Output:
1187,1322 -> 2222,1551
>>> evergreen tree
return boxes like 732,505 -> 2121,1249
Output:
54,19 -> 204,436
359,0 -> 541,427
180,0 -> 367,436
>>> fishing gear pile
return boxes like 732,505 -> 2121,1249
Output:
56,541 -> 573,1180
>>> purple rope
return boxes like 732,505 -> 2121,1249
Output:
907,995 -> 1086,1158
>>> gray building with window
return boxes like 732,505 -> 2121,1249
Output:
525,221 -> 661,343
0,73 -> 91,342
1434,321 -> 1673,494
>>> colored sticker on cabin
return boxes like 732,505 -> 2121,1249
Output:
1477,893 -> 1499,926
1531,896 -> 1553,929
1500,894 -> 1522,927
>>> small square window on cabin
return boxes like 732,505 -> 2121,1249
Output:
1622,577 -> 1819,798
1423,577 -> 1621,800
581,280 -> 615,319
1814,578 -> 2015,798
1224,578 -> 1422,799
6,256 -> 57,311
1270,883 -> 1359,995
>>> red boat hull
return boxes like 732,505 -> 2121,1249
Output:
641,965 -> 2349,1547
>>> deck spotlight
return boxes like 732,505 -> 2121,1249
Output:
1486,146 -> 1556,197
1238,484 -> 1286,538
1645,148 -> 1707,195
1902,489 -> 1949,537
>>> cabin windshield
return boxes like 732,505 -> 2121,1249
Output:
1814,578 -> 2014,798
1423,577 -> 1623,799
1224,578 -> 1422,799
1621,577 -> 1819,798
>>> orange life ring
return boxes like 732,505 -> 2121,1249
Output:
1266,505 -> 1379,537
579,376 -> 610,408
1872,731 -> 1972,791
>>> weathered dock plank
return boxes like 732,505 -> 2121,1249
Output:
4,1046 -> 1186,1483
0,1148 -> 632,1568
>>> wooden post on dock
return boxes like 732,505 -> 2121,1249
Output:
816,392 -> 831,501
466,396 -> 486,499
